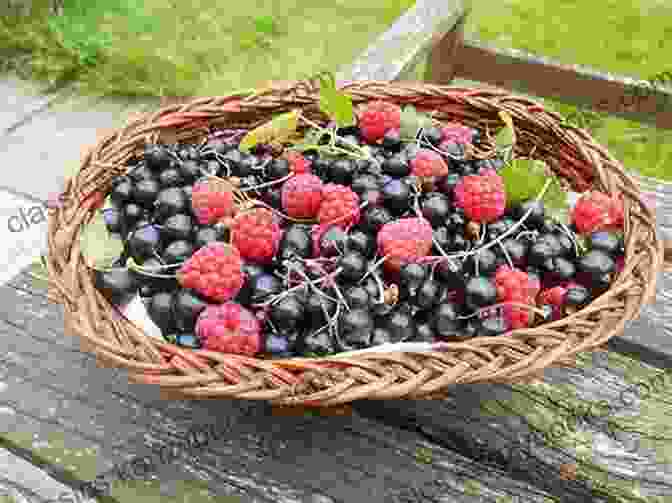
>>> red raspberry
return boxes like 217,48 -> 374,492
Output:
231,208 -> 282,264
177,243 -> 245,302
539,286 -> 567,307
440,123 -> 474,145
196,302 -> 262,356
358,100 -> 402,143
454,169 -> 506,223
318,184 -> 360,228
283,151 -> 311,174
191,178 -> 236,225
410,148 -> 449,178
571,191 -> 624,234
281,174 -> 323,218
539,285 -> 567,321
494,266 -> 540,329
377,217 -> 433,272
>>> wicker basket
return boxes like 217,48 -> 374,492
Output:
46,80 -> 670,406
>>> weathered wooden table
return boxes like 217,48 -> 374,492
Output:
2,1 -> 672,502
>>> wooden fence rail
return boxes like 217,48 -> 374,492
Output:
340,0 -> 672,129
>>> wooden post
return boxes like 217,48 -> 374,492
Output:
423,10 -> 468,85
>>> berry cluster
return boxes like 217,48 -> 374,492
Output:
95,101 -> 626,358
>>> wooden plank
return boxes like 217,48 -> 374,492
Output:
444,40 -> 672,129
0,272 -> 561,503
336,0 -> 468,83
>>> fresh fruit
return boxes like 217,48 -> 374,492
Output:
270,295 -> 305,331
94,268 -> 139,305
494,266 -> 540,329
464,276 -> 497,311
410,149 -> 449,178
96,107 -> 628,359
338,309 -> 375,350
453,169 -> 506,223
191,178 -> 236,225
231,208 -> 282,264
196,302 -> 262,356
162,240 -> 194,264
318,184 -> 360,228
281,173 -> 323,218
377,217 -> 433,272
571,191 -> 624,234
155,187 -> 188,221
358,101 -> 402,143
177,243 -> 244,302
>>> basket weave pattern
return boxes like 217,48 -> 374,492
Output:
45,81 -> 666,405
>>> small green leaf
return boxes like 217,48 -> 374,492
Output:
316,72 -> 354,127
239,109 -> 300,151
79,211 -> 124,269
494,110 -> 516,149
500,158 -> 568,215
399,105 -> 433,140
288,128 -> 324,152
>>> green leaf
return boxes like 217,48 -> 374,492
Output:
500,158 -> 568,215
239,109 -> 300,151
287,128 -> 324,152
79,211 -> 124,269
316,72 -> 354,127
399,105 -> 433,140
494,110 -> 516,149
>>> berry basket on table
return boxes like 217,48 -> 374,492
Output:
44,77 -> 671,406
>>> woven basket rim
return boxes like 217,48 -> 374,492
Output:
45,80 -> 666,405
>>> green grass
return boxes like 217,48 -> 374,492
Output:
465,0 -> 672,181
0,0 -> 416,96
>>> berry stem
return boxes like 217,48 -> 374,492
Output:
239,173 -> 294,192
498,241 -> 514,269
456,301 -> 547,320
358,254 -> 389,284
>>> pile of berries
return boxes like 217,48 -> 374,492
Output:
94,101 -> 626,358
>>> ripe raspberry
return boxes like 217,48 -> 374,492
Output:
318,184 -> 360,228
281,174 -> 323,218
231,208 -> 282,264
571,191 -> 624,234
177,243 -> 245,302
410,148 -> 449,178
454,169 -> 506,223
494,266 -> 540,329
377,217 -> 433,272
440,123 -> 474,145
539,286 -> 567,307
191,178 -> 236,225
358,100 -> 402,143
196,302 -> 262,356
283,150 -> 311,174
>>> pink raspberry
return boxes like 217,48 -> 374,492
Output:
196,302 -> 262,356
410,148 -> 449,178
440,123 -> 474,145
358,101 -> 402,143
494,266 -> 540,329
571,191 -> 624,234
281,174 -> 323,218
231,208 -> 282,264
283,151 -> 312,174
318,184 -> 360,228
190,178 -> 236,225
454,169 -> 506,223
377,217 -> 433,273
539,286 -> 567,321
177,243 -> 244,302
